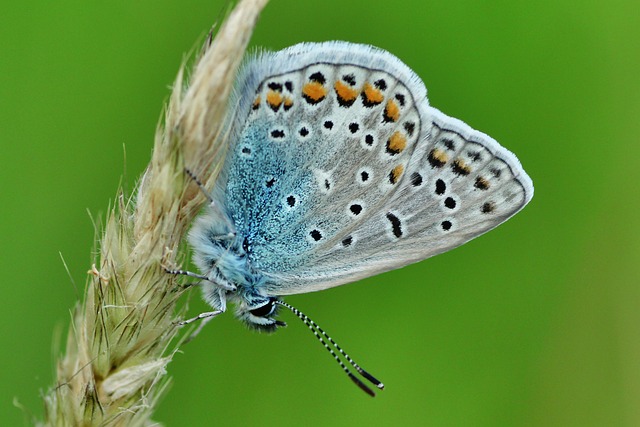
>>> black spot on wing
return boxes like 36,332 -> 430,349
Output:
386,212 -> 403,238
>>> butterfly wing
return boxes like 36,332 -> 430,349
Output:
220,42 -> 533,296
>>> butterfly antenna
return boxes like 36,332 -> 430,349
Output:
275,300 -> 384,396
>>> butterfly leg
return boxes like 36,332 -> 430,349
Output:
177,309 -> 223,343
209,232 -> 237,240
185,169 -> 238,234
183,169 -> 237,233
184,168 -> 214,204
177,309 -> 223,326
163,266 -> 237,291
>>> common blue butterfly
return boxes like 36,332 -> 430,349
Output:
177,42 -> 533,395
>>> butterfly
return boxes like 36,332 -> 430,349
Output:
176,41 -> 533,396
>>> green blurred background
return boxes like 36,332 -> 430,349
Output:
2,0 -> 639,425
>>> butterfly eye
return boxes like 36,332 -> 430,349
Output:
249,300 -> 275,317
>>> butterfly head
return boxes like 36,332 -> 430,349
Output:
236,296 -> 286,332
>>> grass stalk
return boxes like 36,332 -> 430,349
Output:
40,1 -> 270,425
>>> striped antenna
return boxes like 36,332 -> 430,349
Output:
275,300 -> 384,397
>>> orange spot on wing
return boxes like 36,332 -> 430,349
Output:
266,90 -> 283,110
252,96 -> 261,110
302,82 -> 327,103
334,81 -> 359,103
474,176 -> 490,190
452,158 -> 472,175
431,149 -> 448,165
383,100 -> 400,122
389,164 -> 404,184
362,82 -> 384,105
387,131 -> 407,154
